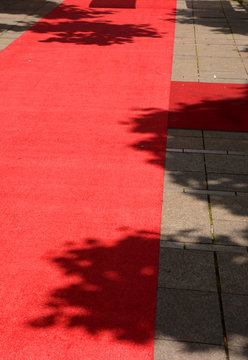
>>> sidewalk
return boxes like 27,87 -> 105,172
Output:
0,1 -> 248,359
156,1 -> 248,359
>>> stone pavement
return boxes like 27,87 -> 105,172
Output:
0,1 -> 247,359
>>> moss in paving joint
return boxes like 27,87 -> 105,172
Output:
214,252 -> 230,360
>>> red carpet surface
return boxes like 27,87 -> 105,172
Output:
169,81 -> 248,131
0,0 -> 176,359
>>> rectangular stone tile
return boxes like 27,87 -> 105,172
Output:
173,43 -> 196,56
172,57 -> 198,76
158,248 -> 216,291
154,340 -> 226,360
197,44 -> 239,58
210,195 -> 248,221
229,347 -> 248,360
165,152 -> 205,172
205,154 -> 248,175
213,220 -> 248,247
208,173 -> 248,192
163,170 -> 207,190
161,192 -> 212,243
198,57 -> 244,72
222,294 -> 248,348
166,135 -> 204,149
167,129 -> 202,137
155,288 -> 223,344
171,74 -> 199,82
204,131 -> 248,139
218,252 -> 248,295
205,137 -> 248,152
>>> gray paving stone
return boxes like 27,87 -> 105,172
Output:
154,340 -> 226,360
204,131 -> 248,140
213,220 -> 248,247
166,135 -> 204,149
218,252 -> 248,295
165,152 -> 205,172
155,288 -> 223,344
229,347 -> 248,360
158,248 -> 216,291
197,44 -> 239,58
161,192 -> 212,243
167,129 -> 202,137
210,195 -> 248,221
222,293 -> 248,348
204,137 -> 248,152
205,154 -> 248,175
186,243 -> 246,254
208,173 -> 248,192
163,170 -> 207,190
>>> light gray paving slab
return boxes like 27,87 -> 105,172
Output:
165,152 -> 205,172
167,129 -> 202,137
203,131 -> 248,139
205,154 -> 248,175
218,252 -> 248,295
155,288 -> 223,344
158,248 -> 216,291
161,192 -> 212,243
222,294 -> 248,348
166,136 -> 204,149
229,347 -> 248,360
154,340 -> 226,360
204,137 -> 248,152
213,220 -> 248,247
210,195 -> 248,221
208,173 -> 248,192
163,170 -> 207,190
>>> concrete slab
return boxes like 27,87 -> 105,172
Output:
205,154 -> 248,175
165,152 -> 205,172
166,135 -> 204,149
161,192 -> 212,243
210,195 -> 248,221
155,288 -> 223,344
207,173 -> 248,192
213,220 -> 248,247
163,170 -> 207,190
218,252 -> 248,295
154,340 -> 226,360
158,248 -> 217,291
167,129 -> 202,137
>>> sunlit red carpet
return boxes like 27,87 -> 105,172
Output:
0,0 -> 176,359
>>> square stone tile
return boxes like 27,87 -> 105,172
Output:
158,248 -> 216,291
154,340 -> 226,360
204,137 -> 248,152
164,170 -> 207,190
208,174 -> 248,192
218,252 -> 248,295
213,220 -> 248,247
165,152 -> 205,172
222,294 -> 248,348
229,347 -> 248,360
161,192 -> 212,243
166,135 -> 204,149
210,195 -> 248,221
155,288 -> 223,344
205,154 -> 248,174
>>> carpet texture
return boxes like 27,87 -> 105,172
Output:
0,0 -> 176,359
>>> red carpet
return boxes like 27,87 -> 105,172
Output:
0,0 -> 176,359
169,81 -> 248,131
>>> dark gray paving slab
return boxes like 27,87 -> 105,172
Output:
158,248 -> 216,291
213,220 -> 248,247
166,136 -> 204,149
205,154 -> 248,175
218,252 -> 248,295
155,288 -> 223,344
165,152 -> 205,172
203,131 -> 248,139
204,137 -> 248,152
167,129 -> 202,137
222,293 -> 248,348
210,195 -> 248,221
154,340 -> 226,360
208,173 -> 248,192
164,170 -> 207,190
161,192 -> 212,244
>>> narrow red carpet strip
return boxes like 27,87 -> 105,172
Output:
0,1 -> 176,359
169,81 -> 248,131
